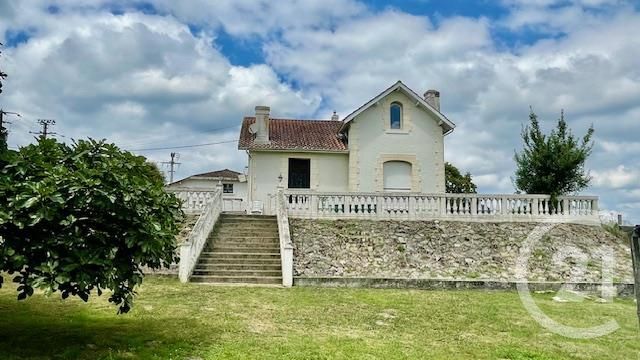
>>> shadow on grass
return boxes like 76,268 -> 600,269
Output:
0,296 -> 214,360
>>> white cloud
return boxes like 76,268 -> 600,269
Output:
1,0 -> 640,221
592,165 -> 639,189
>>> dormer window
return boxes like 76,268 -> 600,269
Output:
390,102 -> 402,129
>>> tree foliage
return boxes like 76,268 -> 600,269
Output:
0,138 -> 183,313
445,162 -> 477,194
1,42 -> 8,151
514,109 -> 594,199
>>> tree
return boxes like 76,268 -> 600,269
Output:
1,42 -> 8,151
0,138 -> 183,313
445,162 -> 477,193
514,109 -> 594,200
146,161 -> 166,185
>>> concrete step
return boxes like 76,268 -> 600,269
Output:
190,275 -> 282,285
209,242 -> 279,249
210,247 -> 280,254
195,263 -> 282,271
214,228 -> 278,237
220,216 -> 276,222
197,255 -> 281,266
210,236 -> 279,242
200,251 -> 281,259
192,269 -> 282,277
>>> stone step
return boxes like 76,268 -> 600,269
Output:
200,251 -> 281,259
197,257 -> 282,264
210,241 -> 280,251
190,275 -> 282,285
192,269 -> 282,277
210,246 -> 280,254
215,227 -> 278,233
213,233 -> 279,239
215,229 -> 278,234
210,236 -> 279,241
195,263 -> 282,271
217,221 -> 278,226
220,216 -> 276,222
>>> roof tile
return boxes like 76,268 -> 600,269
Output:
238,117 -> 347,151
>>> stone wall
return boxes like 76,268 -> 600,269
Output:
290,219 -> 634,283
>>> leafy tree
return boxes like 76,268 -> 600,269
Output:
146,161 -> 166,184
1,42 -> 8,151
445,162 -> 477,193
514,109 -> 594,200
0,138 -> 183,313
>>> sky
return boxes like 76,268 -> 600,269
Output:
0,0 -> 639,223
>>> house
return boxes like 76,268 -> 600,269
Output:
166,169 -> 247,212
238,81 -> 455,213
175,81 -> 600,285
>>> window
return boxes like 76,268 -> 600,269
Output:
288,158 -> 311,189
390,102 -> 402,129
383,161 -> 411,192
223,183 -> 234,194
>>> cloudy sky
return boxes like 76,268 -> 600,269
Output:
1,0 -> 639,222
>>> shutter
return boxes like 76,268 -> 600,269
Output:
383,161 -> 411,192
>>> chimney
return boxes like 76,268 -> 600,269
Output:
331,111 -> 339,121
254,105 -> 270,144
424,89 -> 440,111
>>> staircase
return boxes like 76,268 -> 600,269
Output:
190,214 -> 282,285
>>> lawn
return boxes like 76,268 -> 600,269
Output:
0,276 -> 638,360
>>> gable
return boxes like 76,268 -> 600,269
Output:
340,81 -> 455,135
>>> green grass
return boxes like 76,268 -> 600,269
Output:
0,276 -> 638,359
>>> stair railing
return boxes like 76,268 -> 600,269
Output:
276,186 -> 294,287
179,183 -> 223,283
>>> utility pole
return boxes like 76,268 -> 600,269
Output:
161,152 -> 181,183
30,119 -> 56,140
0,109 -> 21,146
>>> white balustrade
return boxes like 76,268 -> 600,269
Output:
276,187 -> 294,287
178,186 -> 223,283
167,188 -> 245,214
222,197 -> 245,212
283,190 -> 599,224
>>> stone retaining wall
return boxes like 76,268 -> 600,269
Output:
290,220 -> 634,283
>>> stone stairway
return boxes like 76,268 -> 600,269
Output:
190,214 -> 282,285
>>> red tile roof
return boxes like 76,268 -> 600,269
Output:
238,117 -> 347,151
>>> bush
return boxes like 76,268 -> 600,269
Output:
0,138 -> 183,313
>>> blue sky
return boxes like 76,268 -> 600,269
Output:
1,0 -> 639,223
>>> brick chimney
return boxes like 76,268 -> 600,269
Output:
424,90 -> 440,111
254,105 -> 270,144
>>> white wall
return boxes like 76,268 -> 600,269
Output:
167,178 -> 248,202
347,90 -> 446,193
248,151 -> 349,213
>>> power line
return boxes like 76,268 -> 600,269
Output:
128,139 -> 238,152
117,124 -> 240,149
0,109 -> 22,144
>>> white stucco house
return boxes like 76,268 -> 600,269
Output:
166,169 -> 247,212
239,81 -> 455,212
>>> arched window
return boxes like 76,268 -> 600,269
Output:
390,102 -> 402,129
383,161 -> 412,192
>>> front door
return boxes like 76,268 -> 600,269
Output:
288,158 -> 310,189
